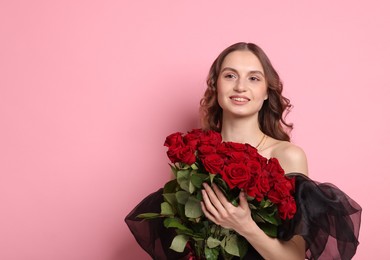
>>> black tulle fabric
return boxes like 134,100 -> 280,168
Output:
125,173 -> 361,260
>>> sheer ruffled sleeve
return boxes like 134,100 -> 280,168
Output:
125,174 -> 361,260
278,173 -> 362,260
124,189 -> 188,260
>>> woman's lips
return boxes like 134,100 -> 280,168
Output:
229,95 -> 250,104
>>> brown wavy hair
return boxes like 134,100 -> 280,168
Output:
199,42 -> 293,141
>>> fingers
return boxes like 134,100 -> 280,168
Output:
201,184 -> 253,231
238,191 -> 249,209
200,201 -> 217,223
211,184 -> 230,206
202,183 -> 228,212
201,186 -> 222,225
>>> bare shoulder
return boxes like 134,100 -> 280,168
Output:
268,140 -> 308,175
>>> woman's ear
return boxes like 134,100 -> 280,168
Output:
264,88 -> 269,100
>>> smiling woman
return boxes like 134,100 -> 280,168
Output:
201,43 -> 293,143
125,42 -> 361,260
216,51 -> 268,120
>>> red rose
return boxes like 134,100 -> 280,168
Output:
221,162 -> 251,190
267,177 -> 294,203
224,142 -> 247,151
177,146 -> 196,165
164,132 -> 184,148
201,154 -> 224,174
187,129 -> 204,137
254,171 -> 271,200
267,189 -> 283,203
246,146 -> 268,166
265,158 -> 285,187
198,130 -> 222,146
183,129 -> 203,149
274,180 -> 292,198
287,176 -> 296,191
226,151 -> 248,163
216,142 -> 229,156
278,196 -> 296,220
265,158 -> 285,176
167,146 -> 181,163
198,145 -> 217,157
247,160 -> 262,175
245,161 -> 264,199
246,176 -> 258,198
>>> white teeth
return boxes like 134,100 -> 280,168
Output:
231,97 -> 247,102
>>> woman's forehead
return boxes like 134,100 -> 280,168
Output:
221,50 -> 264,73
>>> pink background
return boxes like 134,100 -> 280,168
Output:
1,1 -> 389,259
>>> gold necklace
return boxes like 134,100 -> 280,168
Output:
255,134 -> 267,151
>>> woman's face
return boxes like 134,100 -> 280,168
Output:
217,50 -> 268,120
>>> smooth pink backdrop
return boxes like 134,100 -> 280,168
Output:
1,1 -> 389,259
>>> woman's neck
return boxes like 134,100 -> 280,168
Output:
220,115 -> 264,146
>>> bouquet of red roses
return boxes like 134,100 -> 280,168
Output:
138,129 -> 296,259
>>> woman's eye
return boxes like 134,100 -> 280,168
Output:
224,74 -> 236,79
249,76 -> 260,81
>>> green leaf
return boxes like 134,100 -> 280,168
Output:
230,198 -> 239,207
205,246 -> 220,260
195,190 -> 203,201
190,233 -> 206,240
163,218 -> 193,234
222,234 -> 240,257
185,196 -> 203,218
257,209 -> 279,225
248,203 -> 258,210
220,227 -> 230,236
191,163 -> 199,170
263,199 -> 273,208
176,190 -> 190,204
237,235 -> 249,258
136,213 -> 161,219
164,179 -> 178,193
182,163 -> 191,169
259,222 -> 278,237
252,212 -> 265,223
175,229 -> 198,237
169,163 -> 178,176
213,176 -> 226,187
177,169 -> 191,178
210,224 -> 217,234
161,202 -> 174,215
177,203 -> 186,218
163,193 -> 177,207
191,173 -> 208,188
179,180 -> 190,192
177,169 -> 191,192
189,179 -> 196,194
209,173 -> 216,183
206,237 -> 221,248
246,195 -> 255,201
170,234 -> 189,253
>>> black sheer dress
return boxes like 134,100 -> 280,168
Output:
125,173 -> 361,260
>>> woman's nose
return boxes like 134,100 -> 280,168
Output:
233,79 -> 247,92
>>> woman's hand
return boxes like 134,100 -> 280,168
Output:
200,183 -> 254,234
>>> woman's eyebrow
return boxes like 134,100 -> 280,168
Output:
221,67 -> 264,77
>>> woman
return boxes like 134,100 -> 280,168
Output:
125,42 -> 361,259
199,42 -> 307,259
